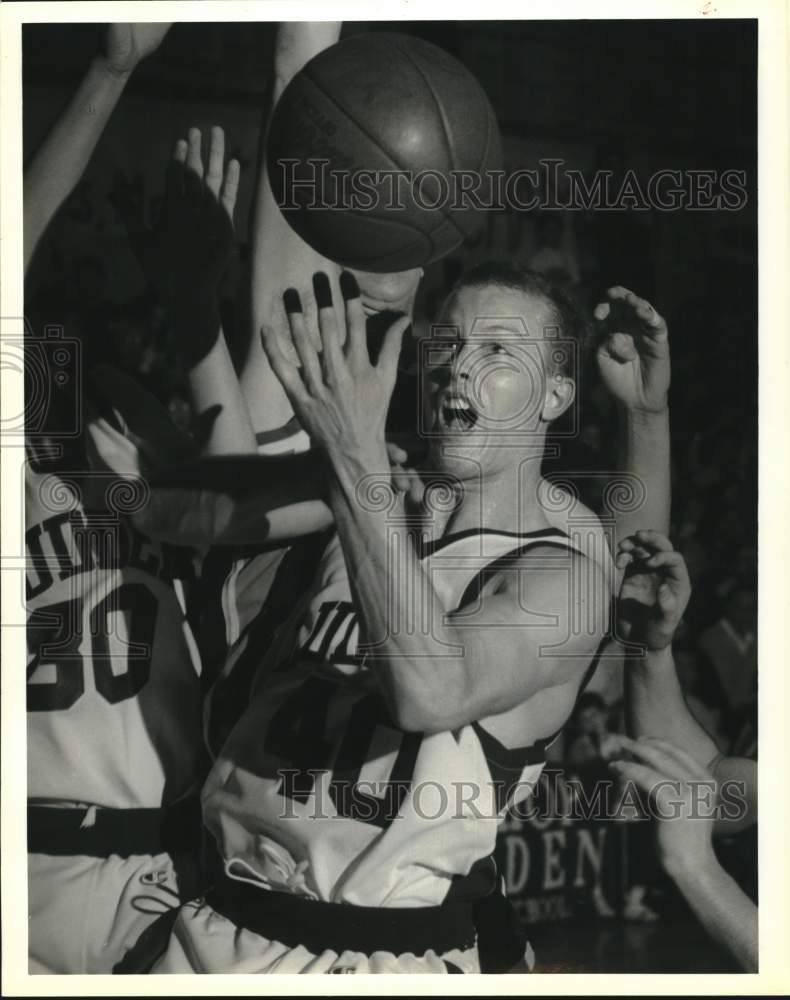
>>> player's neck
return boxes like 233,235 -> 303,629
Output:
426,461 -> 549,541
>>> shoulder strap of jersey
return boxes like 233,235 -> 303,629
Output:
452,527 -> 576,611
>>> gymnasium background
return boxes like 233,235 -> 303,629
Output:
22,19 -> 758,973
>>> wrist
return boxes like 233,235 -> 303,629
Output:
326,439 -> 391,499
630,644 -> 674,669
619,401 -> 670,425
92,53 -> 134,84
664,843 -> 720,885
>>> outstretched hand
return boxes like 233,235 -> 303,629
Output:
610,735 -> 717,875
114,126 -> 240,365
117,126 -> 239,300
260,272 -> 411,462
595,286 -> 669,414
104,23 -> 172,77
616,529 -> 691,649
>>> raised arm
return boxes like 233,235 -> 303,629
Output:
610,735 -> 757,972
261,273 -> 608,733
618,530 -> 719,763
594,287 -> 671,552
617,530 -> 757,830
241,21 -> 343,453
117,125 -> 254,457
24,23 -> 170,273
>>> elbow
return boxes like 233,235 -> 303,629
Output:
387,683 -> 468,735
390,702 -> 452,735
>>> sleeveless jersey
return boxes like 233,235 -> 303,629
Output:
26,451 -> 203,809
203,526 -> 592,909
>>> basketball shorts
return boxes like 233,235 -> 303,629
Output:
153,875 -> 480,974
27,801 -> 201,974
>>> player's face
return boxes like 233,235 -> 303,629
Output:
348,267 -> 423,317
422,284 -> 569,478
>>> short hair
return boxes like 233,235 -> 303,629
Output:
449,260 -> 588,377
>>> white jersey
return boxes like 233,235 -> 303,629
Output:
203,526 -> 594,909
26,452 -> 203,809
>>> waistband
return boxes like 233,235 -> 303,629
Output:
27,797 -> 202,859
206,870 -> 477,958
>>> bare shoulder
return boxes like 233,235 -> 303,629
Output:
479,544 -> 610,641
535,478 -> 616,588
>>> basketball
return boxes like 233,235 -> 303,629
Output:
266,33 -> 502,272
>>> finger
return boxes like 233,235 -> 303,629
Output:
605,331 -> 638,363
386,441 -> 408,466
634,529 -> 674,552
377,314 -> 411,390
205,125 -> 225,199
656,582 -> 679,615
593,301 -> 611,322
618,536 -> 638,552
260,322 -> 313,406
636,736 -> 713,782
634,298 -> 664,330
615,551 -> 633,571
644,551 -> 691,589
609,760 -> 675,800
604,285 -> 634,302
165,139 -> 188,204
340,270 -> 367,364
284,290 -> 324,396
312,273 -> 346,381
619,735 -> 702,781
220,158 -> 241,222
186,127 -> 204,180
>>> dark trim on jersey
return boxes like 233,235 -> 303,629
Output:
472,722 -> 548,813
542,642 -> 606,748
27,797 -> 201,858
457,534 -> 575,611
417,525 -> 568,560
205,532 -> 332,757
255,416 -> 303,446
417,526 -> 568,560
206,870 -> 477,958
317,602 -> 355,660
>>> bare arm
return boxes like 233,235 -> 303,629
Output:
24,23 -> 170,274
332,475 -> 606,732
626,644 -> 721,771
618,533 -> 757,838
594,287 -> 671,552
261,274 -> 608,733
118,125 -> 255,457
241,21 -> 343,449
612,736 -> 757,972
135,453 -> 332,546
618,531 -> 721,762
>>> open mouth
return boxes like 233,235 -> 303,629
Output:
440,394 -> 479,431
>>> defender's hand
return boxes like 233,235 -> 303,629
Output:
595,286 -> 669,414
260,271 -> 410,461
610,736 -> 718,878
616,529 -> 690,649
